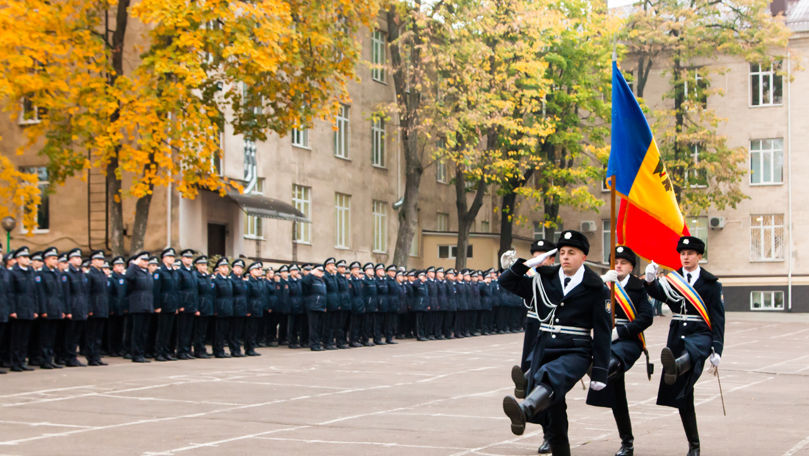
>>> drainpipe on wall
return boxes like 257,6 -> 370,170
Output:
787,46 -> 793,312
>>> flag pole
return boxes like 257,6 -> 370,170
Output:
610,175 -> 617,329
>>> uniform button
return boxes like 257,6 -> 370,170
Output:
681,335 -> 685,339
560,302 -> 565,307
555,318 -> 560,323
683,322 -> 687,326
551,334 -> 556,338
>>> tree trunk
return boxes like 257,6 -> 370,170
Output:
672,48 -> 685,200
130,191 -> 153,253
108,0 -> 130,255
454,162 -> 487,270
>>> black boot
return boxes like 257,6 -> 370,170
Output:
511,365 -> 527,399
537,437 -> 551,454
502,383 -> 554,435
661,347 -> 691,385
608,357 -> 623,381
614,410 -> 634,455
551,442 -> 571,456
680,405 -> 700,456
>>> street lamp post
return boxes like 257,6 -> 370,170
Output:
2,216 -> 16,251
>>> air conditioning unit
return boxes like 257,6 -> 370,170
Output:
709,216 -> 725,230
580,220 -> 597,233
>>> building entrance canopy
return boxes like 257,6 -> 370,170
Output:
225,190 -> 308,223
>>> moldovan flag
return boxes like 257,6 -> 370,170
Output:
607,61 -> 689,270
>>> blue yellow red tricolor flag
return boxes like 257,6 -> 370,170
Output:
607,61 -> 689,269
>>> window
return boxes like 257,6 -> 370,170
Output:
750,138 -> 784,185
436,212 -> 449,231
335,193 -> 351,248
372,200 -> 387,253
436,160 -> 448,183
292,185 -> 311,243
751,214 -> 784,261
751,290 -> 784,311
243,139 -> 257,183
750,62 -> 782,106
334,104 -> 350,159
602,219 -> 611,264
291,128 -> 309,149
19,97 -> 46,125
687,216 -> 709,261
481,220 -> 490,233
371,29 -> 386,83
244,213 -> 263,239
438,245 -> 474,259
688,144 -> 708,188
601,168 -> 610,192
371,116 -> 385,167
21,167 -> 49,231
252,178 -> 264,195
684,68 -> 708,108
533,221 -> 544,240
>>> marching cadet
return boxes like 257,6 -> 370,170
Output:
35,247 -> 64,369
287,265 -> 306,349
384,264 -> 399,344
86,250 -> 109,366
193,255 -> 214,358
645,236 -> 724,456
322,257 -> 340,350
107,256 -> 128,357
500,230 -> 611,456
348,261 -> 366,347
154,248 -> 179,361
9,246 -> 37,371
229,258 -> 248,357
413,271 -> 430,341
126,252 -> 154,363
361,263 -> 379,346
587,246 -> 654,456
212,257 -> 233,358
176,249 -> 198,360
302,263 -> 327,351
244,261 -> 265,356
335,260 -> 351,349
63,248 -> 89,367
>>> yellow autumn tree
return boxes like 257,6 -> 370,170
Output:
0,0 -> 379,254
0,153 -> 40,232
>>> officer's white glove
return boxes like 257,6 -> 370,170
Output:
601,269 -> 618,283
590,381 -> 606,391
644,261 -> 658,282
709,352 -> 721,367
500,249 -> 518,270
524,249 -> 558,269
611,327 -> 619,341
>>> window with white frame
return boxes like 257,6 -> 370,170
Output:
334,104 -> 350,159
688,144 -> 708,188
533,221 -> 544,240
684,68 -> 708,107
19,97 -> 45,125
438,245 -> 473,259
243,139 -> 257,183
601,168 -> 610,192
251,178 -> 264,195
372,200 -> 387,253
750,214 -> 784,261
371,29 -> 386,83
602,219 -> 611,264
335,193 -> 351,248
20,166 -> 49,231
291,127 -> 309,149
436,160 -> 448,183
436,212 -> 449,231
243,212 -> 263,239
480,220 -> 490,233
750,138 -> 784,185
750,62 -> 783,106
371,116 -> 385,167
687,216 -> 709,261
750,290 -> 784,311
292,185 -> 311,243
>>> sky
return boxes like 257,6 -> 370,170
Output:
608,0 -> 639,7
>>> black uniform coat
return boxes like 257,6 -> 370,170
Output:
64,265 -> 90,320
362,276 -> 378,313
87,267 -> 110,318
500,260 -> 612,399
230,273 -> 249,317
213,274 -> 234,317
647,268 -> 725,407
456,281 -> 469,312
288,278 -> 304,315
426,279 -> 438,311
337,274 -> 350,312
264,278 -> 277,314
323,272 -> 340,312
385,276 -> 398,312
10,265 -> 38,320
276,278 -> 291,314
349,276 -> 365,313
412,280 -> 429,312
155,265 -> 179,313
375,276 -> 389,313
302,274 -> 327,312
195,271 -> 215,316
480,281 -> 493,311
0,267 -> 9,323
36,267 -> 65,319
125,264 -> 154,314
109,272 -> 127,316
247,276 -> 265,317
587,274 -> 653,408
177,266 -> 198,314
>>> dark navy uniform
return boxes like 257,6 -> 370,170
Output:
35,264 -> 64,368
176,264 -> 198,359
0,262 -> 9,371
126,261 -> 154,362
63,263 -> 89,366
229,271 -> 248,357
86,266 -> 109,365
107,270 -> 127,356
274,275 -> 291,346
286,274 -> 306,348
323,270 -> 340,349
193,267 -> 215,357
383,271 -> 399,343
244,273 -> 265,356
335,270 -> 351,348
9,262 -> 37,370
348,273 -> 365,346
302,271 -> 327,351
412,277 -> 429,340
212,272 -> 234,357
154,264 -> 179,360
361,270 -> 378,345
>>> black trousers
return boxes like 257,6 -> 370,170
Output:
193,315 -> 211,355
331,310 -> 349,346
64,319 -> 86,361
424,312 -> 434,337
10,319 -> 33,368
307,311 -> 325,349
155,312 -> 176,357
38,319 -> 59,365
432,311 -> 444,337
244,317 -> 260,353
177,313 -> 195,356
130,313 -> 150,359
85,317 -> 106,362
214,316 -> 230,356
106,315 -> 125,355
415,311 -> 427,339
383,312 -> 397,342
229,316 -> 244,354
349,313 -> 365,344
611,373 -> 634,443
276,312 -> 289,343
264,312 -> 280,344
287,313 -> 305,346
442,311 -> 454,338
372,313 -> 384,343
362,313 -> 375,343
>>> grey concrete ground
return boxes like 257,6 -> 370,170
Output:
0,312 -> 808,455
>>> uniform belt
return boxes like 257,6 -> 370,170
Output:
672,314 -> 704,322
540,323 -> 590,336
615,318 -> 630,325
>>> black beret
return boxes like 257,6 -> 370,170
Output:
530,239 -> 556,253
557,230 -> 590,255
614,246 -> 637,267
677,236 -> 705,255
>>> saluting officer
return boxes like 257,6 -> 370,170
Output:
212,257 -> 233,358
244,261 -> 265,356
413,271 -> 430,341
433,267 -> 447,340
587,246 -> 654,456
335,260 -> 351,349
35,247 -> 64,369
383,265 -> 399,344
63,248 -> 89,367
302,264 -> 328,351
9,246 -> 37,371
193,255 -> 214,358
373,263 -> 387,345
154,248 -> 179,361
645,236 -> 724,456
107,256 -> 128,357
229,258 -> 248,357
126,252 -> 154,363
275,265 -> 293,347
361,263 -> 378,346
348,261 -> 366,347
500,230 -> 611,456
287,265 -> 306,349
176,249 -> 198,360
322,258 -> 340,350
86,250 -> 109,366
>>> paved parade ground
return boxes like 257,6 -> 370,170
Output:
1,312 -> 808,456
